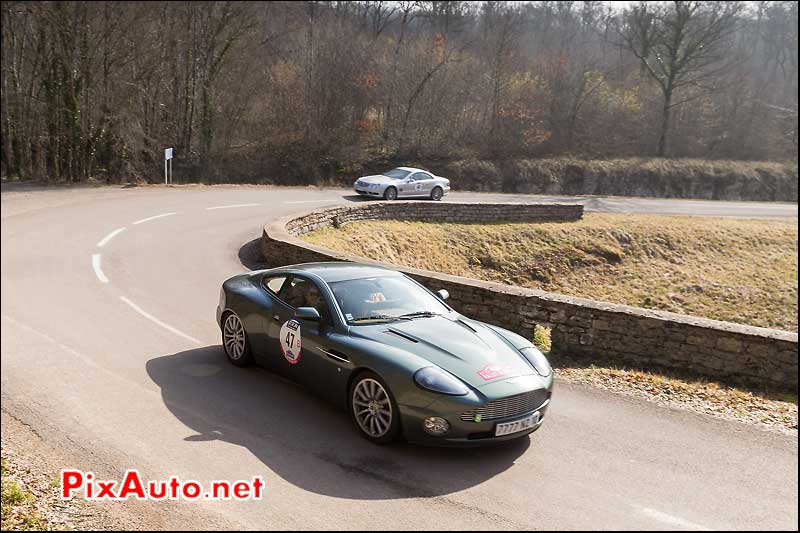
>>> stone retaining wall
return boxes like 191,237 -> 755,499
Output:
261,201 -> 798,392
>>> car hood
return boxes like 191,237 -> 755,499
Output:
350,315 -> 535,389
357,174 -> 398,185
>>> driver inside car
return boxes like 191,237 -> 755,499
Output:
304,284 -> 329,322
285,282 -> 307,308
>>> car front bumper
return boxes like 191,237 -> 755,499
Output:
398,392 -> 551,447
354,184 -> 385,196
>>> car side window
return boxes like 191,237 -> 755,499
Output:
277,276 -> 308,307
262,275 -> 287,295
408,172 -> 423,181
417,172 -> 433,180
278,276 -> 333,324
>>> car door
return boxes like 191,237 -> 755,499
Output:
264,276 -> 353,404
408,171 -> 434,196
418,171 -> 437,195
395,172 -> 413,198
263,275 -> 308,381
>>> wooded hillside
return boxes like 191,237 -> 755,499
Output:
1,1 -> 797,184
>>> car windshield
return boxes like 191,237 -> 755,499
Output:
329,275 -> 449,323
383,168 -> 411,180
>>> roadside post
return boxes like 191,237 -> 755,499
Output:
164,147 -> 174,184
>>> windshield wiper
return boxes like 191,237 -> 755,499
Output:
351,311 -> 438,323
350,314 -> 399,323
397,311 -> 440,319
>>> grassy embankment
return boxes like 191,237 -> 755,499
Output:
305,214 -> 798,331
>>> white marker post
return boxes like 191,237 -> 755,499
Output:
164,147 -> 174,184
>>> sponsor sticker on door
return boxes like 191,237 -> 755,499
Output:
280,319 -> 302,364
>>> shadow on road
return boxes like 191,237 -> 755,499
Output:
237,238 -> 268,271
340,194 -> 439,203
341,194 -> 371,202
146,345 -> 530,500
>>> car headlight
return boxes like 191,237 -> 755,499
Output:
414,366 -> 469,395
370,183 -> 380,189
218,287 -> 226,310
520,347 -> 552,377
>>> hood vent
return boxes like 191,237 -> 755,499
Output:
384,328 -> 419,343
456,319 -> 478,333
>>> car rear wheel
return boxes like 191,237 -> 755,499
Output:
349,371 -> 400,444
430,186 -> 443,201
222,312 -> 253,366
383,186 -> 398,201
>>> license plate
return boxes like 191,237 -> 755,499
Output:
494,412 -> 540,437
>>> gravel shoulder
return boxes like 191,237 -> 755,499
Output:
2,410 -> 150,531
551,355 -> 798,435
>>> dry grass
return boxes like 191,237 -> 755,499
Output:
304,214 -> 798,331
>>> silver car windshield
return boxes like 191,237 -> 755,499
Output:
330,276 -> 449,323
384,168 -> 411,180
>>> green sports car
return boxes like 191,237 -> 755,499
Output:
216,262 -> 553,446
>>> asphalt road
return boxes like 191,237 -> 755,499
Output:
1,184 -> 797,530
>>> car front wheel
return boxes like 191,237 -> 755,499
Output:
383,186 -> 398,201
349,371 -> 400,444
430,186 -> 443,201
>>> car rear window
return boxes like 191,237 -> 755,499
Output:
263,276 -> 287,295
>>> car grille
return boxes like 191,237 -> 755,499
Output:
460,389 -> 550,422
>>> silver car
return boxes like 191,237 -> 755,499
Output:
354,167 -> 451,201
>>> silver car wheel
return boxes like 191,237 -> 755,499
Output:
223,313 -> 246,360
431,187 -> 443,201
384,187 -> 397,201
352,378 -> 392,438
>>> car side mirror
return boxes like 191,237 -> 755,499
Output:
295,307 -> 321,321
436,289 -> 449,301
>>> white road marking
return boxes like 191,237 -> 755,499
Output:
638,507 -> 710,530
119,296 -> 203,346
96,227 -> 126,247
283,199 -> 339,204
91,254 -> 109,283
132,212 -> 179,225
205,203 -> 262,210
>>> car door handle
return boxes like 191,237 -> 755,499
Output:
272,315 -> 281,321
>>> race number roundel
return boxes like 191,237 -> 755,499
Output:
279,319 -> 302,364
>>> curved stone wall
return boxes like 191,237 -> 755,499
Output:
261,201 -> 798,392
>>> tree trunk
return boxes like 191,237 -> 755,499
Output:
657,86 -> 673,157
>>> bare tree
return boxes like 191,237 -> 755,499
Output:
621,1 -> 742,156
1,1 -> 796,184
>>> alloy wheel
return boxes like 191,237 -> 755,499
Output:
352,378 -> 393,438
223,313 -> 246,360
